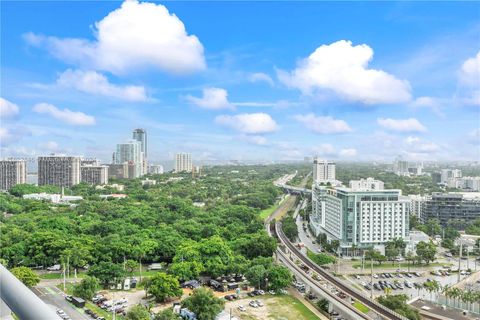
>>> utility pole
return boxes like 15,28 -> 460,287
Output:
63,262 -> 66,292
458,242 -> 463,283
67,256 -> 70,280
370,258 -> 374,299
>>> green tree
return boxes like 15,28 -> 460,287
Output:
317,298 -> 329,313
125,259 -> 139,275
73,276 -> 99,300
10,266 -> 40,287
182,287 -> 224,320
87,261 -> 125,288
144,272 -> 182,302
154,309 -> 181,320
245,264 -> 267,289
169,261 -> 204,281
365,249 -> 386,265
267,265 -> 292,291
415,241 -> 436,265
377,294 -> 420,320
237,232 -> 277,259
282,216 -> 298,241
126,305 -> 150,320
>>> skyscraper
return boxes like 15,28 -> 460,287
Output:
38,156 -> 81,187
175,153 -> 192,172
0,159 -> 27,191
312,158 -> 335,183
132,128 -> 147,158
115,140 -> 143,178
81,165 -> 109,185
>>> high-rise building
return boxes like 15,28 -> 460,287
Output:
0,159 -> 27,191
424,192 -> 480,226
310,185 -> 409,254
408,194 -> 429,223
132,129 -> 147,158
431,172 -> 442,184
148,164 -> 164,174
81,165 -> 108,185
115,140 -> 143,178
108,163 -> 128,180
393,157 -> 409,176
313,158 -> 335,184
440,169 -> 462,184
38,156 -> 81,187
175,153 -> 192,172
349,177 -> 384,191
81,159 -> 100,166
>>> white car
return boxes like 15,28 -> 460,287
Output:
249,301 -> 258,308
373,274 -> 379,279
255,300 -> 264,307
238,305 -> 246,312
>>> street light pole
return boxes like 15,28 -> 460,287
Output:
370,258 -> 374,299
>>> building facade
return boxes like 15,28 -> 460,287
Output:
349,177 -> 384,191
132,128 -> 147,158
408,194 -> 429,223
310,185 -> 410,254
115,140 -> 143,178
148,164 -> 164,174
38,156 -> 81,187
81,165 -> 108,185
441,169 -> 462,184
175,153 -> 192,172
0,159 -> 27,191
313,158 -> 335,184
424,192 -> 480,226
108,163 -> 128,180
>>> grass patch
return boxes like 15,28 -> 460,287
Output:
352,262 -> 450,269
353,301 -> 370,313
267,295 -> 320,320
259,202 -> 280,220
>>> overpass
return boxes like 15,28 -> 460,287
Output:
275,183 -> 312,195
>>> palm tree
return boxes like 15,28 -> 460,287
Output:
384,287 -> 392,296
450,287 -> 462,308
442,285 -> 451,306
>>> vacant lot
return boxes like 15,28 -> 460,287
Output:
225,294 -> 319,320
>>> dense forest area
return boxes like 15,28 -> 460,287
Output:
0,165 -> 299,279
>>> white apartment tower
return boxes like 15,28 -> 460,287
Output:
38,156 -> 81,187
0,159 -> 27,191
313,158 -> 335,183
175,153 -> 192,172
115,140 -> 144,178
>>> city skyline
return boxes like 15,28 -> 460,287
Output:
1,1 -> 479,162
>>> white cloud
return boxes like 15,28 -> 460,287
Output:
249,72 -> 274,86
25,0 -> 205,75
0,98 -> 20,118
313,144 -> 336,156
215,113 -> 278,134
410,96 -> 444,117
469,128 -> 480,145
404,136 -> 440,153
278,40 -> 412,104
377,117 -> 427,133
459,51 -> 480,105
239,135 -> 268,145
0,126 -> 31,145
294,113 -> 352,134
186,87 -> 234,110
38,141 -> 59,151
33,103 -> 96,126
57,69 -> 147,101
339,148 -> 357,157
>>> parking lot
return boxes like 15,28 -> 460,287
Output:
348,267 -> 477,299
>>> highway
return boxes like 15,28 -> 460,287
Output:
273,221 -> 408,320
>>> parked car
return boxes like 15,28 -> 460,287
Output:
249,301 -> 258,308
255,300 -> 264,307
238,305 -> 246,312
47,264 -> 62,271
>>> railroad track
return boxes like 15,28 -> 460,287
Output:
274,221 -> 408,320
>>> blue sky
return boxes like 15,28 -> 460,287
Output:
1,1 -> 479,163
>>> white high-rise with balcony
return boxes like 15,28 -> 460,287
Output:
115,140 -> 144,178
313,158 -> 335,183
175,153 -> 192,172
349,177 -> 384,191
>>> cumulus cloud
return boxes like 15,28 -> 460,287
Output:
278,40 -> 412,104
312,144 -> 357,158
249,72 -> 274,86
294,113 -> 352,134
215,113 -> 278,134
377,118 -> 426,133
33,103 -> 96,126
410,96 -> 444,117
458,51 -> 480,105
38,141 -> 59,151
57,69 -> 147,101
0,97 -> 20,118
186,87 -> 234,110
404,136 -> 440,153
239,135 -> 268,145
469,128 -> 480,145
24,0 -> 205,75
0,126 -> 31,145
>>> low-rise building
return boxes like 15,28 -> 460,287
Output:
23,193 -> 83,203
141,178 -> 157,186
